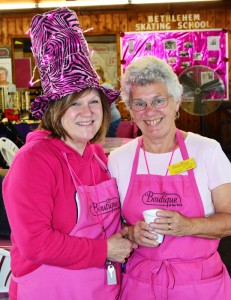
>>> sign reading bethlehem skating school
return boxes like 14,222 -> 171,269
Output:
135,14 -> 210,31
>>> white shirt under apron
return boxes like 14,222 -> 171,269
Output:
108,132 -> 231,217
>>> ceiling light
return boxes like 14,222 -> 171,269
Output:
131,0 -> 221,3
0,0 -> 221,10
39,0 -> 129,8
0,3 -> 36,10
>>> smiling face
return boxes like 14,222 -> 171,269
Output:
61,89 -> 103,154
130,82 -> 180,149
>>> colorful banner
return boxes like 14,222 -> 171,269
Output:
120,29 -> 228,99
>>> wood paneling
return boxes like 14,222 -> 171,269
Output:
22,18 -> 31,35
15,18 -> 24,36
1,18 -> 8,45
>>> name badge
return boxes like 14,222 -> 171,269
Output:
168,157 -> 196,175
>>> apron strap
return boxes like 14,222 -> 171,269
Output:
93,153 -> 111,178
62,152 -> 81,191
124,137 -> 143,200
63,152 -> 111,190
176,129 -> 205,217
176,128 -> 189,161
150,260 -> 175,299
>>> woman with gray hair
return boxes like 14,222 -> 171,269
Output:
108,55 -> 231,299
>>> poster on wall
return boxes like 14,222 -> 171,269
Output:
88,43 -> 118,88
120,29 -> 228,99
0,58 -> 13,83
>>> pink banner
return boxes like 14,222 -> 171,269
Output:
120,29 -> 228,99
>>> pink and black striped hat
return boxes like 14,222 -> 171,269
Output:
29,7 -> 120,119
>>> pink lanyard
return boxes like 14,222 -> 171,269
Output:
142,135 -> 177,176
63,152 -> 109,239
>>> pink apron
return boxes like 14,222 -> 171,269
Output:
120,129 -> 231,300
13,153 -> 121,300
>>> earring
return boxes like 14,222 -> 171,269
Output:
175,111 -> 180,119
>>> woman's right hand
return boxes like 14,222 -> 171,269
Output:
107,232 -> 137,263
133,220 -> 160,247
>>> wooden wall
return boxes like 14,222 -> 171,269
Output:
0,1 -> 231,147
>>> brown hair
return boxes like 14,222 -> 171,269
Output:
38,88 -> 110,143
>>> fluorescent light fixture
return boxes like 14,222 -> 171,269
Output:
39,0 -> 129,8
0,0 -> 221,10
0,3 -> 36,10
132,0 -> 220,3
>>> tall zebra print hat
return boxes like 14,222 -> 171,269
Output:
29,7 -> 120,119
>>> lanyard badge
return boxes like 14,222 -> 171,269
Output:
106,261 -> 117,285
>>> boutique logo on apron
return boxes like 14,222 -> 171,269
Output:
90,197 -> 120,216
142,191 -> 182,208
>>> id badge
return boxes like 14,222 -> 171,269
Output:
107,264 -> 117,285
168,157 -> 196,175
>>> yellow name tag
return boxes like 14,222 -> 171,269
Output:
168,158 -> 196,175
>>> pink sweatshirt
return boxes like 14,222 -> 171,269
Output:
3,130 -> 109,297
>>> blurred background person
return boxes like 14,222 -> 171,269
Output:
95,66 -> 121,137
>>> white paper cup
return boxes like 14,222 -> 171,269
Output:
143,209 -> 164,243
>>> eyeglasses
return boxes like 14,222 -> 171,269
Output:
130,96 -> 171,112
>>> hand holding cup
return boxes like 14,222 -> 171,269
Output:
143,209 -> 164,243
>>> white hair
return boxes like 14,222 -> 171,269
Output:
121,56 -> 183,108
